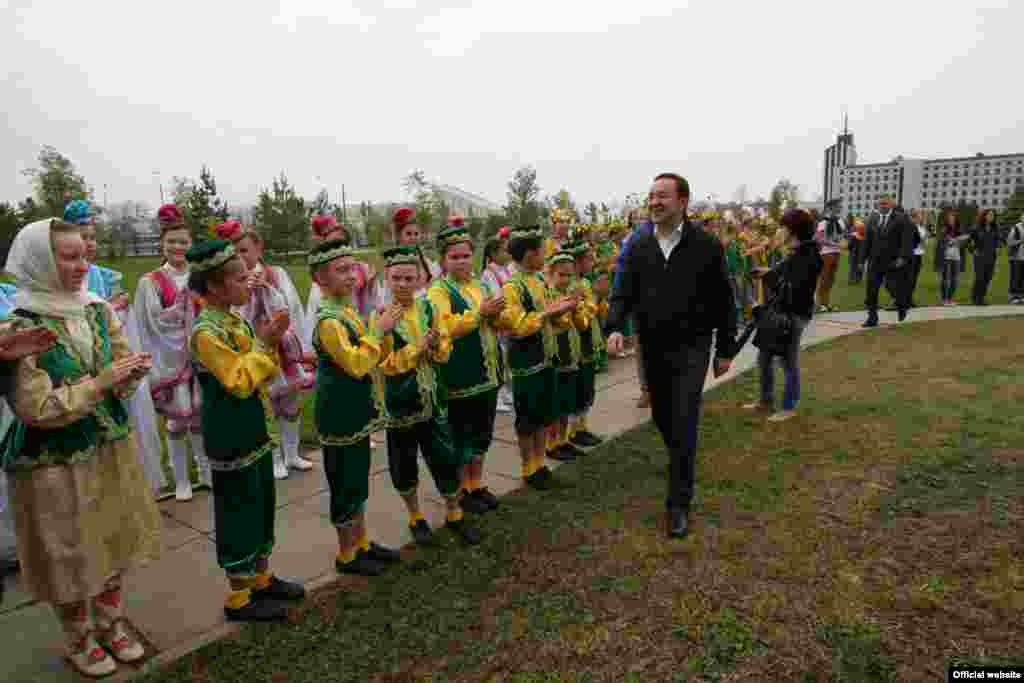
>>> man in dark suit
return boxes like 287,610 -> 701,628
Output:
606,173 -> 737,540
862,193 -> 916,327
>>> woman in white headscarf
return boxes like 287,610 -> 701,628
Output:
69,200 -> 168,496
1,217 -> 161,677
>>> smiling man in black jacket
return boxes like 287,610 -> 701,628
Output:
606,173 -> 738,539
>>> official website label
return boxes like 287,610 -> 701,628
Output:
949,666 -> 1024,681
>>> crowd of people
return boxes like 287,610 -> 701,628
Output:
0,185 -> 659,677
0,175 -> 1020,677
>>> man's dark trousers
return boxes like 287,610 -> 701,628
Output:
644,344 -> 711,513
866,263 -> 911,315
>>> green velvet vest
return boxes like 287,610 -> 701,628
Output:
384,299 -> 448,429
506,274 -> 554,379
433,277 -> 500,400
191,308 -> 272,471
313,302 -> 387,445
1,304 -> 131,472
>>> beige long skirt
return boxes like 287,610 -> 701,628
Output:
11,438 -> 162,605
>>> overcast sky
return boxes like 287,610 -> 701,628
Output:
3,0 -> 1022,211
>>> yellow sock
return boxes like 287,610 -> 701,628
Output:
566,421 -> 576,441
225,588 -> 252,610
446,507 -> 464,523
359,532 -> 369,552
408,511 -> 425,528
250,572 -> 272,591
336,548 -> 357,564
521,460 -> 534,479
532,453 -> 546,472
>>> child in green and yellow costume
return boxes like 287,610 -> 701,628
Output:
187,239 -> 305,623
309,239 -> 402,577
563,238 -> 605,448
374,245 -> 482,547
543,249 -> 590,462
427,226 -> 505,515
496,228 -> 578,490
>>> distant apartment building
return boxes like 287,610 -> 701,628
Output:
821,126 -> 1024,216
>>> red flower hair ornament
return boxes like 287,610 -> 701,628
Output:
157,204 -> 184,228
214,220 -> 243,242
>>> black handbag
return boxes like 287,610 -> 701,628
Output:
751,271 -> 794,356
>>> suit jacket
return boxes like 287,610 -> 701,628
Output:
606,220 -> 738,365
862,207 -> 915,271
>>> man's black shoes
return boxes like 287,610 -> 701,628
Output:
668,509 -> 689,539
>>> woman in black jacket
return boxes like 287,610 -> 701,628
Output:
744,209 -> 823,422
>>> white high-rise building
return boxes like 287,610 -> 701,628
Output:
822,125 -> 1024,216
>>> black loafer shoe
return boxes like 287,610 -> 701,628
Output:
562,443 -> 588,458
525,469 -> 554,490
366,542 -> 401,564
570,431 -> 603,448
336,553 -> 384,577
252,576 -> 305,602
410,519 -> 437,547
224,600 -> 288,622
547,447 -> 576,462
862,317 -> 879,328
475,488 -> 499,510
445,518 -> 482,546
668,509 -> 689,539
897,308 -> 908,322
459,489 -> 491,514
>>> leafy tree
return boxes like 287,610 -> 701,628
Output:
17,197 -> 44,224
178,165 -> 229,240
505,165 -> 542,227
768,179 -> 800,220
21,145 -> 89,217
1003,189 -> 1024,226
254,172 -> 308,262
0,202 -> 21,265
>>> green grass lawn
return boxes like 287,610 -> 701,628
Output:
138,317 -> 1024,683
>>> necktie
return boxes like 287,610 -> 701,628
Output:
880,212 -> 889,233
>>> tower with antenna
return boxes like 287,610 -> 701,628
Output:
823,114 -> 858,209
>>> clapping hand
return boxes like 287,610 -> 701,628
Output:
100,353 -> 152,390
480,295 -> 505,317
0,326 -> 58,361
110,293 -> 131,312
257,310 -> 290,347
247,271 -> 271,290
374,304 -> 403,336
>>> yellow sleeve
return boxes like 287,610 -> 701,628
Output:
317,318 -> 382,379
10,355 -> 105,429
549,309 -> 573,334
572,289 -> 593,331
429,312 -> 452,365
497,280 -> 544,337
192,329 -> 279,399
374,311 -> 421,377
427,285 -> 479,341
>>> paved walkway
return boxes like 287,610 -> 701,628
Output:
2,304 -> 1022,682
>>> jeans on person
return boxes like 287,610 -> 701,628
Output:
941,261 -> 960,301
848,242 -> 864,283
757,316 -> 809,412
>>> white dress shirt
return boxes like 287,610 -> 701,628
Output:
655,223 -> 684,261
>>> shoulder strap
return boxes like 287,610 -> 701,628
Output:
148,270 -> 179,309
